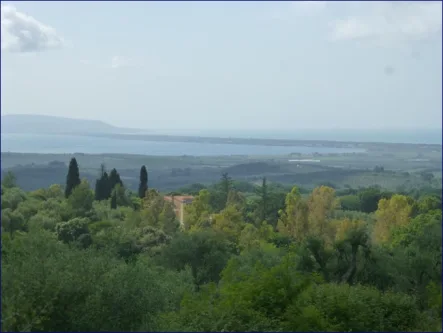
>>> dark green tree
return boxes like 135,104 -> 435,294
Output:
260,177 -> 268,223
2,171 -> 17,189
94,164 -> 112,200
102,172 -> 111,199
109,168 -> 123,191
221,172 -> 232,208
138,165 -> 148,198
94,178 -> 102,201
65,158 -> 81,198
110,191 -> 117,209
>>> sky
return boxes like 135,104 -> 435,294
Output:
1,1 -> 442,131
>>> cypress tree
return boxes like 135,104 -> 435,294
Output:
94,178 -> 102,201
221,172 -> 232,208
94,164 -> 111,201
110,191 -> 117,209
138,165 -> 148,198
109,168 -> 123,191
260,177 -> 268,223
65,158 -> 81,198
102,172 -> 111,199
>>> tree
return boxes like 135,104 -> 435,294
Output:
55,217 -> 90,245
95,164 -> 109,201
110,191 -> 117,209
211,204 -> 244,240
333,218 -> 369,284
2,208 -> 26,239
114,184 -> 132,207
277,186 -> 309,241
358,187 -> 391,213
109,168 -> 123,191
95,167 -> 120,201
94,178 -> 102,201
248,184 -> 286,228
2,171 -> 17,189
239,223 -> 261,251
259,177 -> 268,223
159,202 -> 179,235
65,158 -> 81,198
221,173 -> 232,207
1,187 -> 27,210
138,165 -> 148,199
284,283 -> 421,332
159,230 -> 236,288
373,194 -> 412,244
139,190 -> 179,234
307,186 -> 338,242
47,184 -> 64,199
184,189 -> 212,231
339,195 -> 361,211
67,180 -> 94,217
101,172 -> 111,199
226,189 -> 246,210
417,195 -> 441,214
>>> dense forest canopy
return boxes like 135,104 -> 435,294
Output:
1,158 -> 442,332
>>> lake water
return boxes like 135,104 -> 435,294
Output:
143,128 -> 442,145
1,134 -> 365,156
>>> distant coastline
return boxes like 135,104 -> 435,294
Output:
2,114 -> 441,148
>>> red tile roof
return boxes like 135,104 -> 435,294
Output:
164,195 -> 194,203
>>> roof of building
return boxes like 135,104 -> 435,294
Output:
164,195 -> 194,203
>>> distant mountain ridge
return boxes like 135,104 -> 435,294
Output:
1,114 -> 146,134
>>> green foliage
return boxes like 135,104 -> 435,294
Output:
110,189 -> 117,209
417,194 -> 441,214
158,230 -> 237,288
2,208 -> 26,237
2,166 -> 441,332
339,194 -> 361,211
1,230 -> 193,332
358,187 -> 391,213
426,281 -> 442,320
284,283 -> 422,332
2,170 -> 17,189
67,180 -> 94,217
55,217 -> 90,245
1,187 -> 27,210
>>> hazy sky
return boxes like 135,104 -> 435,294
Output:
1,1 -> 442,130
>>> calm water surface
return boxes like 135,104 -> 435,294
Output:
1,134 -> 365,156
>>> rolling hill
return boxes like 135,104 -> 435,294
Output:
1,114 -> 145,135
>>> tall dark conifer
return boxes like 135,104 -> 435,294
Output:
65,158 -> 81,198
110,191 -> 117,209
95,164 -> 112,200
138,165 -> 148,198
221,172 -> 232,208
102,172 -> 111,199
109,168 -> 123,191
260,177 -> 268,223
94,178 -> 102,201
